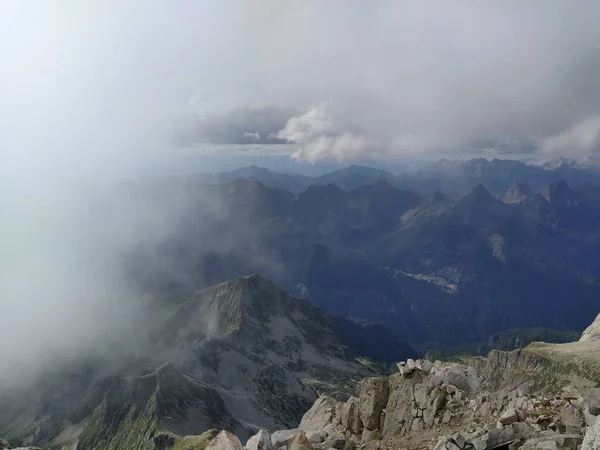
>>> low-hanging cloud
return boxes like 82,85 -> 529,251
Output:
2,0 -> 600,390
186,1 -> 600,161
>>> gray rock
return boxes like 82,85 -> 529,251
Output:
446,385 -> 459,395
421,360 -> 434,374
358,377 -> 389,430
288,433 -> 312,450
246,430 -> 273,450
207,431 -> 243,450
397,362 -> 415,376
555,435 -> 584,450
340,397 -> 363,434
446,442 -> 461,450
300,396 -> 339,432
562,405 -> 585,430
584,391 -> 600,417
473,422 -> 537,450
361,428 -> 374,442
433,438 -> 449,450
562,387 -> 581,401
272,430 -> 300,449
0,438 -> 9,450
319,432 -> 345,450
453,433 -> 467,449
305,431 -> 325,445
500,408 -> 520,425
522,434 -> 582,450
583,415 -> 600,450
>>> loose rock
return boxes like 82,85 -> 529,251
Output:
207,431 -> 243,450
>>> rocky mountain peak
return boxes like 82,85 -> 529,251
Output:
456,184 -> 499,211
500,182 -> 534,204
172,273 -> 302,340
541,180 -> 575,204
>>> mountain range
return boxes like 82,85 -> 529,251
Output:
122,161 -> 600,352
4,158 -> 600,450
200,158 -> 600,196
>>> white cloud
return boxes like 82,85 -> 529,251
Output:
541,117 -> 600,157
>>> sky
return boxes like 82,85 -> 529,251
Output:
1,0 -> 600,388
2,0 -> 600,168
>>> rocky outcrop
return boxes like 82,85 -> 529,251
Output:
299,396 -> 339,433
271,429 -> 299,449
358,377 -> 389,431
583,416 -> 600,450
339,397 -> 362,434
580,313 -> 600,342
245,430 -> 272,450
207,431 -> 243,450
255,349 -> 600,450
287,433 -> 312,450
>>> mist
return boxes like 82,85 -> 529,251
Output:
1,0 -> 600,388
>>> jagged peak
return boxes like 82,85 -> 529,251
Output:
182,274 -> 300,339
500,182 -> 534,204
461,184 -> 495,203
541,179 -> 574,203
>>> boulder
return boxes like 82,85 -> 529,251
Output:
584,391 -> 600,416
272,430 -> 299,449
521,434 -> 583,450
562,386 -> 581,401
207,431 -> 243,450
305,431 -> 326,445
421,360 -> 435,374
560,405 -> 585,431
452,433 -> 467,449
500,408 -> 520,425
288,433 -> 313,450
358,377 -> 390,430
472,422 -> 536,450
340,396 -> 363,434
0,438 -> 9,450
246,430 -> 273,450
397,362 -> 415,376
317,432 -> 345,450
583,415 -> 600,450
299,396 -> 339,432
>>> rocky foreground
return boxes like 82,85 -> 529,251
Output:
5,314 -> 600,450
227,353 -> 600,450
219,319 -> 600,450
8,347 -> 600,450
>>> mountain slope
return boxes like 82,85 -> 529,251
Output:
77,363 -> 243,450
1,275 -> 388,449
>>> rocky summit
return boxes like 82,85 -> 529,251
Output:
223,315 -> 600,450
